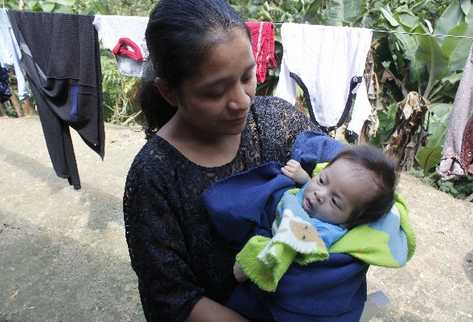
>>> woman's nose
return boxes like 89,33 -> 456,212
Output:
228,84 -> 251,112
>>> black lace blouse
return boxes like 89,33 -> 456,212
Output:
123,96 -> 317,322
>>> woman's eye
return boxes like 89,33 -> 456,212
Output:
205,89 -> 225,98
241,74 -> 252,83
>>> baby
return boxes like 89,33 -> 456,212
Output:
234,144 -> 397,285
282,144 -> 397,229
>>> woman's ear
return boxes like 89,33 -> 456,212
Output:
153,78 -> 178,107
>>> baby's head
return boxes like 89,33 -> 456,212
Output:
302,145 -> 397,229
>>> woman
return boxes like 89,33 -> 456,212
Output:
124,1 -> 363,321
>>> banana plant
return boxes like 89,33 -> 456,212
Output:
415,103 -> 452,174
378,0 -> 473,172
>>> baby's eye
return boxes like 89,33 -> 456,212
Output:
332,197 -> 341,209
318,175 -> 324,184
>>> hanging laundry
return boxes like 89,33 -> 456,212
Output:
93,15 -> 149,77
112,37 -> 145,78
0,65 -> 12,103
274,23 -> 373,135
8,10 -> 104,190
438,44 -> 473,179
0,9 -> 30,100
112,37 -> 144,61
0,11 -> 12,65
462,117 -> 473,175
245,21 -> 276,84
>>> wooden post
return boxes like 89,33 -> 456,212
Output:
21,98 -> 35,116
0,101 -> 6,116
9,93 -> 23,117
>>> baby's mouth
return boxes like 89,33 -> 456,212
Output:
303,197 -> 314,211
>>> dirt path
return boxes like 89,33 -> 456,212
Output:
1,117 -> 472,322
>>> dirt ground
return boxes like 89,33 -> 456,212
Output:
1,117 -> 472,322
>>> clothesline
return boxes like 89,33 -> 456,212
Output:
1,5 -> 471,40
372,28 -> 473,39
271,22 -> 473,40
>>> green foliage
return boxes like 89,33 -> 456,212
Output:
3,0 -> 471,199
101,53 -> 142,125
363,0 -> 472,185
415,103 -> 452,174
410,168 -> 473,200
376,0 -> 473,103
229,1 -> 469,118
4,0 -> 154,15
0,101 -> 18,117
72,0 -> 155,16
436,177 -> 473,199
229,0 -> 315,23
239,0 -> 472,200
5,0 -> 148,126
415,146 -> 442,175
4,0 -> 75,12
371,103 -> 398,146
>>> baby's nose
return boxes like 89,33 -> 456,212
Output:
314,190 -> 325,204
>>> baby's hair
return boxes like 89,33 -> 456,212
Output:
328,145 -> 397,229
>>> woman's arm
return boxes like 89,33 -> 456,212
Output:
124,166 -> 207,322
186,297 -> 249,322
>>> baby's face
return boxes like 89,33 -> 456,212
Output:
302,158 -> 378,226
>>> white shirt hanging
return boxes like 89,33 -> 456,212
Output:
274,23 -> 373,135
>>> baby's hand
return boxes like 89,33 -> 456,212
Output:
281,159 -> 311,185
233,262 -> 248,283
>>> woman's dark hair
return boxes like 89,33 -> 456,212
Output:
140,0 -> 250,139
328,145 -> 398,229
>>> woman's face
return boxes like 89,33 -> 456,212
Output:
175,28 -> 257,136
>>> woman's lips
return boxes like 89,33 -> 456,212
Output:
229,116 -> 246,122
226,116 -> 247,126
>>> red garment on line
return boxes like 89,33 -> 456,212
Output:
112,37 -> 144,62
245,21 -> 276,84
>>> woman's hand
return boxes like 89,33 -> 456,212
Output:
186,297 -> 250,322
281,159 -> 311,185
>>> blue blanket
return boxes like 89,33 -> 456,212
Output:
203,132 -> 367,321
